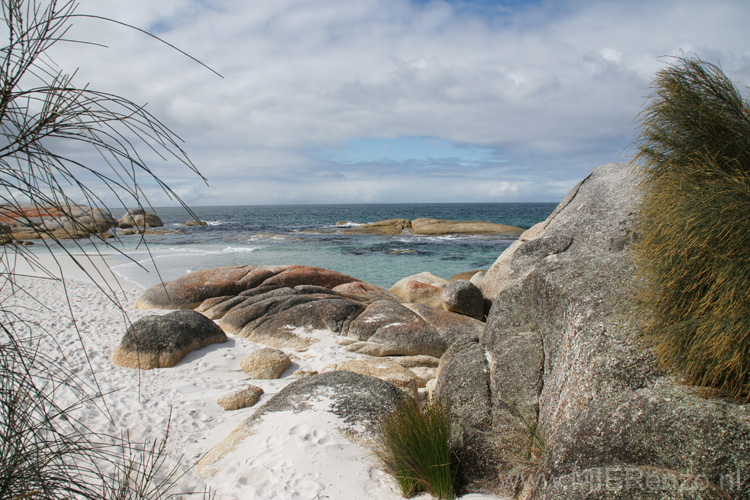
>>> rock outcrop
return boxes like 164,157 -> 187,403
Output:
112,310 -> 227,369
0,203 -> 116,240
342,217 -> 524,236
118,209 -> 164,229
135,265 -> 474,358
437,163 -> 750,498
410,218 -> 524,235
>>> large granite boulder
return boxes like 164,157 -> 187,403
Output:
433,339 -> 500,489
437,163 -> 750,498
112,310 -> 227,369
345,300 -> 448,357
135,264 -> 464,358
134,265 -> 361,310
475,163 -> 638,302
389,271 -> 448,308
118,209 -> 164,229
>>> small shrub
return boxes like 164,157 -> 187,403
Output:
631,55 -> 750,401
372,396 -> 455,499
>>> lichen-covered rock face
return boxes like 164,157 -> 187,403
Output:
112,310 -> 227,370
436,163 -> 750,499
433,339 -> 501,489
537,386 -> 750,498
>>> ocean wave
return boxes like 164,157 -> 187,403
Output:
153,246 -> 260,256
329,221 -> 364,228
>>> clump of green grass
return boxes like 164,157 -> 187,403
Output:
631,55 -> 750,401
373,396 -> 456,499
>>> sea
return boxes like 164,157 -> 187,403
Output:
56,203 -> 558,290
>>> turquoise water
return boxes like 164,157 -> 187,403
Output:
57,203 -> 556,289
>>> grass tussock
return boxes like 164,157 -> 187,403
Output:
373,396 -> 456,499
631,55 -> 750,401
507,408 -> 545,483
0,325 -> 209,500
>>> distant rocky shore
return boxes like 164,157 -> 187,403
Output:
0,203 -> 524,243
0,205 -> 206,243
336,217 -> 525,236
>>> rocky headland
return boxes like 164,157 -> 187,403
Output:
117,162 -> 748,499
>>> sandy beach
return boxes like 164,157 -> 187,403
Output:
2,251 -> 506,500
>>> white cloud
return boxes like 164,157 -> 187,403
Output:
33,0 -> 750,206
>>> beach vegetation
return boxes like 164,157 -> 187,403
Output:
503,399 -> 546,493
0,0 -> 214,497
630,55 -> 750,401
372,395 -> 456,499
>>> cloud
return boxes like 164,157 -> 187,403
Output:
37,0 -> 750,205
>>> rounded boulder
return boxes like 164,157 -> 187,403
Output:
441,280 -> 485,320
112,310 -> 227,370
239,347 -> 291,379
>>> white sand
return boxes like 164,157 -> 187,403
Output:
1,251 -> 507,500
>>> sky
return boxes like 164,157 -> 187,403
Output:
37,0 -> 750,206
